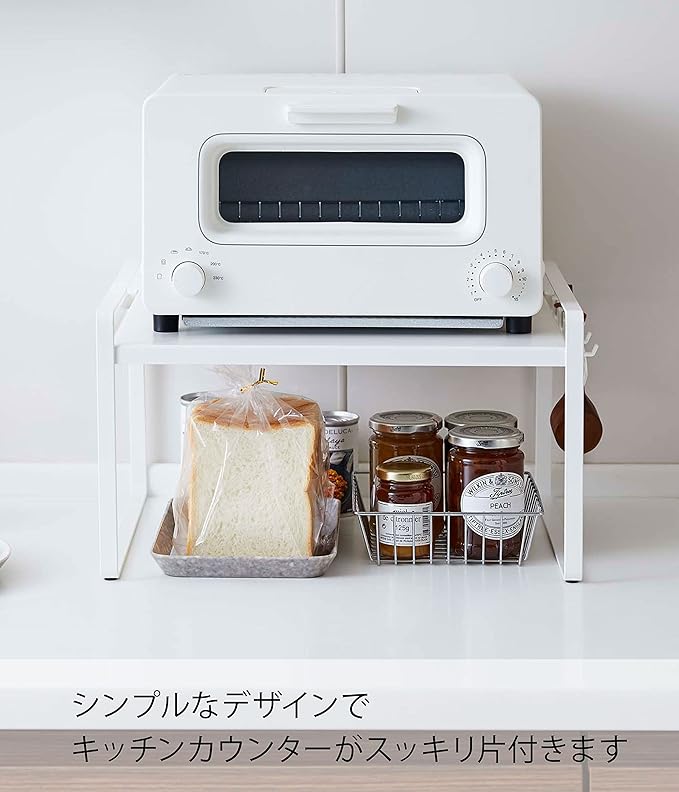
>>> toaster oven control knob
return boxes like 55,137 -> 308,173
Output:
171,261 -> 205,297
479,262 -> 514,297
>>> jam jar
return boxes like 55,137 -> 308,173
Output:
446,425 -> 525,561
444,410 -> 518,431
375,461 -> 434,560
369,410 -> 444,542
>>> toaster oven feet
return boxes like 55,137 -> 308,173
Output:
153,314 -> 179,333
505,316 -> 532,334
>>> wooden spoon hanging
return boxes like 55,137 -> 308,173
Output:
550,296 -> 603,453
550,391 -> 603,453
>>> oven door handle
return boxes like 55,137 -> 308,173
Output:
286,103 -> 399,125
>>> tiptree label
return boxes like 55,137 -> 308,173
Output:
461,472 -> 525,540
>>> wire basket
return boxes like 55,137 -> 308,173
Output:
352,472 -> 543,566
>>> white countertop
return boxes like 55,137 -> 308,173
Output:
1,491 -> 679,729
2,495 -> 679,660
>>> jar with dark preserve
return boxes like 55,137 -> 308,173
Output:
446,425 -> 526,561
369,410 -> 444,542
375,461 -> 434,560
444,410 -> 518,431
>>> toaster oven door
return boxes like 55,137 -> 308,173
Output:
198,134 -> 485,246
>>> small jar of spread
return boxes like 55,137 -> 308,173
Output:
369,410 -> 444,542
375,461 -> 434,560
446,425 -> 525,561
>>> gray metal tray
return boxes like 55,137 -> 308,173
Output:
151,499 -> 339,578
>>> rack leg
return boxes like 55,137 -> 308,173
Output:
129,365 -> 148,502
119,364 -> 149,574
96,340 -> 147,580
562,311 -> 585,582
96,309 -> 120,580
534,367 -> 553,498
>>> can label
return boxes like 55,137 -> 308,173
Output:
377,501 -> 433,546
461,472 -> 525,540
325,423 -> 356,513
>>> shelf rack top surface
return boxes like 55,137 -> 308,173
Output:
114,299 -> 566,366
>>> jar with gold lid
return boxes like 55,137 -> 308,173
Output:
375,460 -> 434,560
446,425 -> 525,561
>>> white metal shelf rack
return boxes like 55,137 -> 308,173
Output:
96,260 -> 585,581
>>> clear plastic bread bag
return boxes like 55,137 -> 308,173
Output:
173,366 -> 334,557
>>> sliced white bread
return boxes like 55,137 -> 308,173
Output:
186,395 -> 323,557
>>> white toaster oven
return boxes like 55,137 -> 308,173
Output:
143,74 -> 542,333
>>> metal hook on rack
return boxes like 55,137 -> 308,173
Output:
583,332 -> 599,385
584,331 -> 599,357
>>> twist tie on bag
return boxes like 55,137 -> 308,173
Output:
239,367 -> 279,393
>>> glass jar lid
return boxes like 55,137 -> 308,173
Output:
444,410 -> 518,430
369,410 -> 443,434
376,461 -> 432,483
447,425 -> 524,449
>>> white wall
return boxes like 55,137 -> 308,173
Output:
0,0 -> 336,464
0,0 -> 676,466
346,0 -> 679,464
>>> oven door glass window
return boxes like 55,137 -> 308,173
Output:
218,151 -> 465,223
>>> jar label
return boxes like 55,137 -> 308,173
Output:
383,455 -> 442,509
461,472 -> 525,540
377,501 -> 433,546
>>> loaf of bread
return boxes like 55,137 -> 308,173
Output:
185,395 -> 324,557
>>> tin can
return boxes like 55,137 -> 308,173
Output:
323,411 -> 359,513
180,392 -> 208,458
